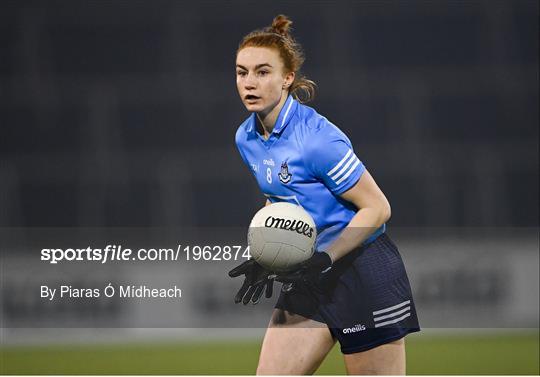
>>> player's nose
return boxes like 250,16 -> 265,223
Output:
244,72 -> 257,89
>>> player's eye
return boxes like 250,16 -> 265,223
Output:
258,70 -> 269,76
237,70 -> 247,77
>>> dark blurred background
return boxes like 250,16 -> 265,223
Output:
1,0 -> 538,227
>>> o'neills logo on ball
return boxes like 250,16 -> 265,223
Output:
264,216 -> 314,238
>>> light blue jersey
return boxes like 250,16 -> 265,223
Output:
236,96 -> 385,250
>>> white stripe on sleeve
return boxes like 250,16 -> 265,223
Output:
326,149 -> 352,177
335,158 -> 360,185
330,153 -> 357,181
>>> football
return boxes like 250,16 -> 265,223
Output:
248,202 -> 317,272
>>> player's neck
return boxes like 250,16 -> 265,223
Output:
256,91 -> 288,139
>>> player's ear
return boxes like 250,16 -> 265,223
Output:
283,71 -> 295,89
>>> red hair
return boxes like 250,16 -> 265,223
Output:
238,15 -> 316,103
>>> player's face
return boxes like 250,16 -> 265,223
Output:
236,47 -> 291,116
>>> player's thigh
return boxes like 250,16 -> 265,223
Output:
257,309 -> 336,375
343,338 -> 406,375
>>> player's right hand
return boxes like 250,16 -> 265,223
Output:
228,259 -> 274,305
272,251 -> 333,294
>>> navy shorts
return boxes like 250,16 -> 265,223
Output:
275,233 -> 420,354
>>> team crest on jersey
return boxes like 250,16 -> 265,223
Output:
278,160 -> 292,184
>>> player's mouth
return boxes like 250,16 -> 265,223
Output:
244,94 -> 261,103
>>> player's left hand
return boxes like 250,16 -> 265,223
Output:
228,259 -> 274,305
273,252 -> 333,292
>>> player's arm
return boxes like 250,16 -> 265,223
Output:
275,130 -> 390,286
325,170 -> 391,262
274,170 -> 390,287
301,127 -> 390,262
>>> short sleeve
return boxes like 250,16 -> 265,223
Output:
304,125 -> 365,195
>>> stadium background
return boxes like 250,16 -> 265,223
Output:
1,0 -> 538,374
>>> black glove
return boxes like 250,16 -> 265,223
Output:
228,259 -> 274,305
273,252 -> 333,293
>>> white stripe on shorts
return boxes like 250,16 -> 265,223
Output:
373,306 -> 411,322
373,300 -> 411,315
374,313 -> 411,328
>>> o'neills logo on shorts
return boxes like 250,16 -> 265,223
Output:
342,324 -> 366,334
264,216 -> 314,238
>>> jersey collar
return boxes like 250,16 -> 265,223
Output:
246,95 -> 298,138
272,95 -> 297,135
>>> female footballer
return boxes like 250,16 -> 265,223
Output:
229,15 -> 420,375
